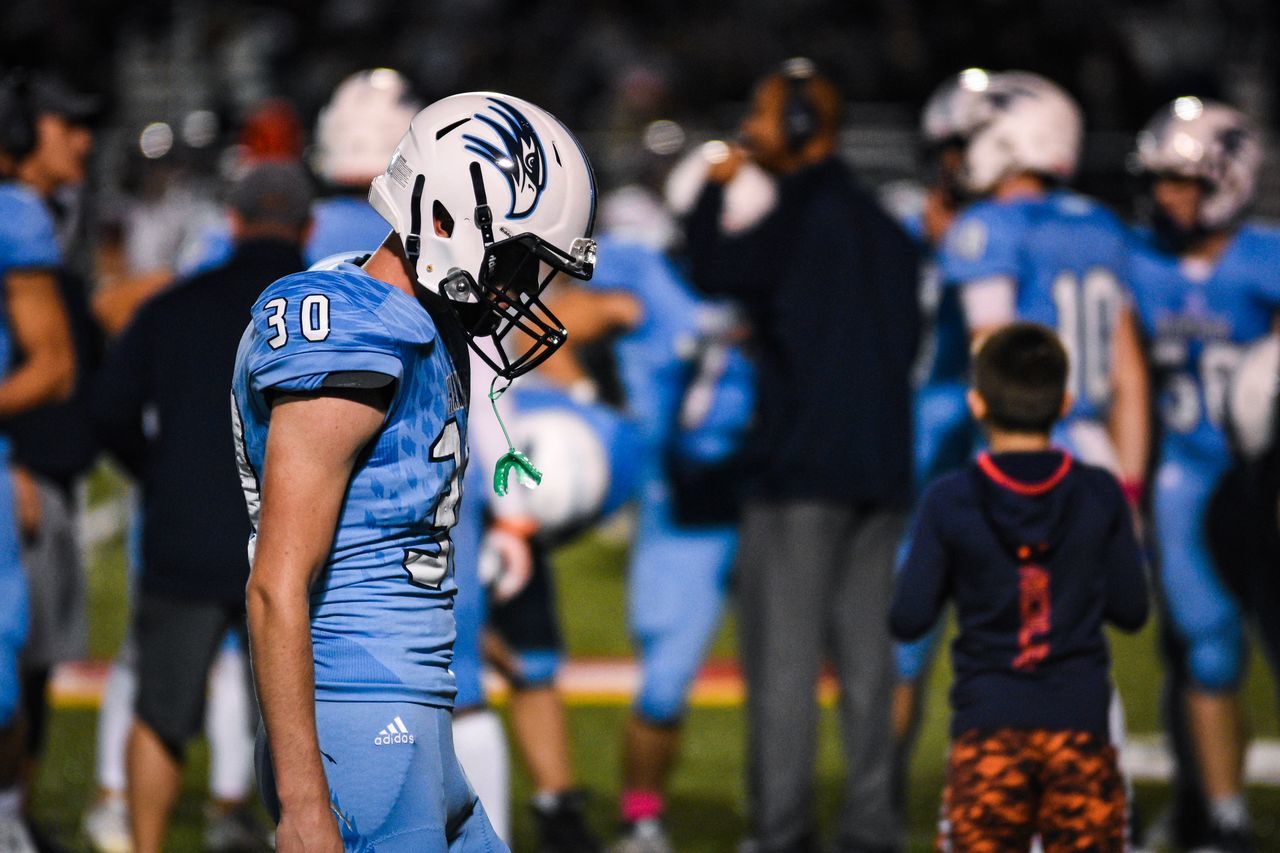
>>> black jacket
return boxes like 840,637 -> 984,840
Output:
92,239 -> 305,604
890,450 -> 1148,738
686,157 -> 921,507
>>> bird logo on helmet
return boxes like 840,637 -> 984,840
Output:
953,70 -> 1083,195
1134,96 -> 1262,234
369,92 -> 597,380
462,99 -> 548,219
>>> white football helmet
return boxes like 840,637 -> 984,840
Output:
313,69 -> 421,186
369,92 -> 597,379
921,67 -> 994,145
510,407 -> 612,533
957,71 -> 1083,194
1135,97 -> 1261,230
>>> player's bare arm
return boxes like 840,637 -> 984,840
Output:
0,269 -> 74,416
246,389 -> 388,853
1108,307 -> 1151,488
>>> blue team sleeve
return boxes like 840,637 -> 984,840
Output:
246,275 -> 409,395
0,188 -> 61,270
889,484 -> 951,641
936,203 -> 1018,288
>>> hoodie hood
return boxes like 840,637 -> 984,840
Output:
974,450 -> 1076,563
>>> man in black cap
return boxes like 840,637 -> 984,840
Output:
93,162 -> 315,853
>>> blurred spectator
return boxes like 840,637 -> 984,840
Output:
683,60 -> 919,851
0,68 -> 86,849
6,69 -> 104,790
91,162 -> 314,853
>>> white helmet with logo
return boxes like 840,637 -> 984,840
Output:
369,92 -> 597,379
313,68 -> 421,186
1135,97 -> 1261,230
921,67 -> 995,145
959,71 -> 1083,194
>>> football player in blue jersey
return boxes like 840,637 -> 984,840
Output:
934,70 -> 1149,488
587,229 -> 753,852
180,69 -> 420,279
0,71 -> 78,850
891,71 -> 989,791
1128,98 -> 1279,852
307,69 -> 421,266
234,92 -> 596,852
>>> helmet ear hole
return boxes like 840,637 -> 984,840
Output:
433,200 -> 454,238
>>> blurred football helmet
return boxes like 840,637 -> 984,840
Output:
508,398 -> 640,535
369,92 -> 597,379
313,68 -> 421,186
956,71 -> 1082,195
1135,97 -> 1261,231
1227,331 -> 1280,461
921,67 -> 994,146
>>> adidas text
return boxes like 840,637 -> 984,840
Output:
375,716 -> 415,745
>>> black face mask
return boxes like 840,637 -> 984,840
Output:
404,163 -> 595,380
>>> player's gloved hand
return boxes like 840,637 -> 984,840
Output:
274,801 -> 343,853
479,517 -> 538,603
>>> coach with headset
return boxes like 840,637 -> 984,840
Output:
684,60 -> 919,853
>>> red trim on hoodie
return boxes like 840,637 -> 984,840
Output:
977,450 -> 1073,496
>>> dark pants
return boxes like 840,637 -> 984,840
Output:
737,500 -> 905,852
134,592 -> 252,755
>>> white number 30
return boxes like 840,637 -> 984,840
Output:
264,294 -> 331,349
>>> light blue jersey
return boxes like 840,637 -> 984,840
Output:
179,196 -> 390,278
1130,225 -> 1280,464
586,237 -> 748,722
232,263 -> 469,706
305,196 -> 392,267
938,190 -> 1130,424
0,182 -> 57,722
1128,224 -> 1280,689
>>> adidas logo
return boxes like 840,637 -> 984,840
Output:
374,716 -> 415,745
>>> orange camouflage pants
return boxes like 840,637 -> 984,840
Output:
938,729 -> 1126,853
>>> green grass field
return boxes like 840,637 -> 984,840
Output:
27,476 -> 1280,851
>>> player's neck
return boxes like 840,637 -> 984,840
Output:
993,173 -> 1047,202
362,235 -> 418,300
985,428 -> 1052,454
1183,228 -> 1234,264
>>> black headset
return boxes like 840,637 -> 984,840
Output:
0,71 -> 37,163
780,57 -> 819,154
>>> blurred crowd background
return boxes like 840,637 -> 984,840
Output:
6,0 -> 1280,274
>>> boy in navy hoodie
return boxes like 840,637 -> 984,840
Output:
890,323 -> 1148,852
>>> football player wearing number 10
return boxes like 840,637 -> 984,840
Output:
935,70 -> 1150,486
232,92 -> 597,851
1128,98 -> 1280,852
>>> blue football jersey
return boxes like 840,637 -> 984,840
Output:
938,190 -> 1131,422
305,196 -> 391,267
178,196 -> 391,278
0,182 -> 61,384
232,263 -> 469,706
1129,224 -> 1280,464
585,237 -> 751,462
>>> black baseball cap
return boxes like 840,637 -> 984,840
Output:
29,72 -> 102,125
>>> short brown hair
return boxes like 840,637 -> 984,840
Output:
972,323 -> 1068,433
